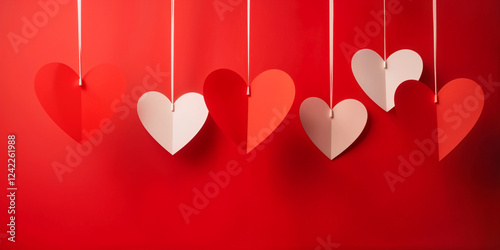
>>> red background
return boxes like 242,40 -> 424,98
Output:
1,0 -> 499,249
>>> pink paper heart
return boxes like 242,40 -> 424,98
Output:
137,92 -> 208,154
352,49 -> 423,111
300,98 -> 368,160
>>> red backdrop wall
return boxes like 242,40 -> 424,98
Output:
1,0 -> 499,249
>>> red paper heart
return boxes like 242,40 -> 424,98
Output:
395,78 -> 484,160
203,69 -> 295,153
35,63 -> 126,143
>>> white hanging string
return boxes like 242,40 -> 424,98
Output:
246,0 -> 251,96
171,0 -> 175,111
383,0 -> 387,69
77,0 -> 82,86
433,0 -> 438,103
329,0 -> 334,117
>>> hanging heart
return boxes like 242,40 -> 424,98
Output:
137,92 -> 208,155
203,69 -> 295,153
394,78 -> 484,160
34,62 -> 126,143
300,98 -> 367,160
351,49 -> 423,111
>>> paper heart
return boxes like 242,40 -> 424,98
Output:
137,92 -> 208,154
204,69 -> 295,153
351,49 -> 423,111
300,98 -> 367,160
395,78 -> 484,160
35,63 -> 126,142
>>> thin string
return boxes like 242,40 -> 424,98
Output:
329,0 -> 333,113
246,0 -> 250,96
171,0 -> 175,110
383,0 -> 387,69
77,0 -> 82,86
433,0 -> 438,103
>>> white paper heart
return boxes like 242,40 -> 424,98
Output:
351,49 -> 423,111
137,91 -> 208,154
300,98 -> 368,160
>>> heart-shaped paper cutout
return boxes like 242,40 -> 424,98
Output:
395,78 -> 484,160
204,69 -> 295,153
352,49 -> 423,111
300,98 -> 368,160
137,92 -> 208,154
35,63 -> 126,142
